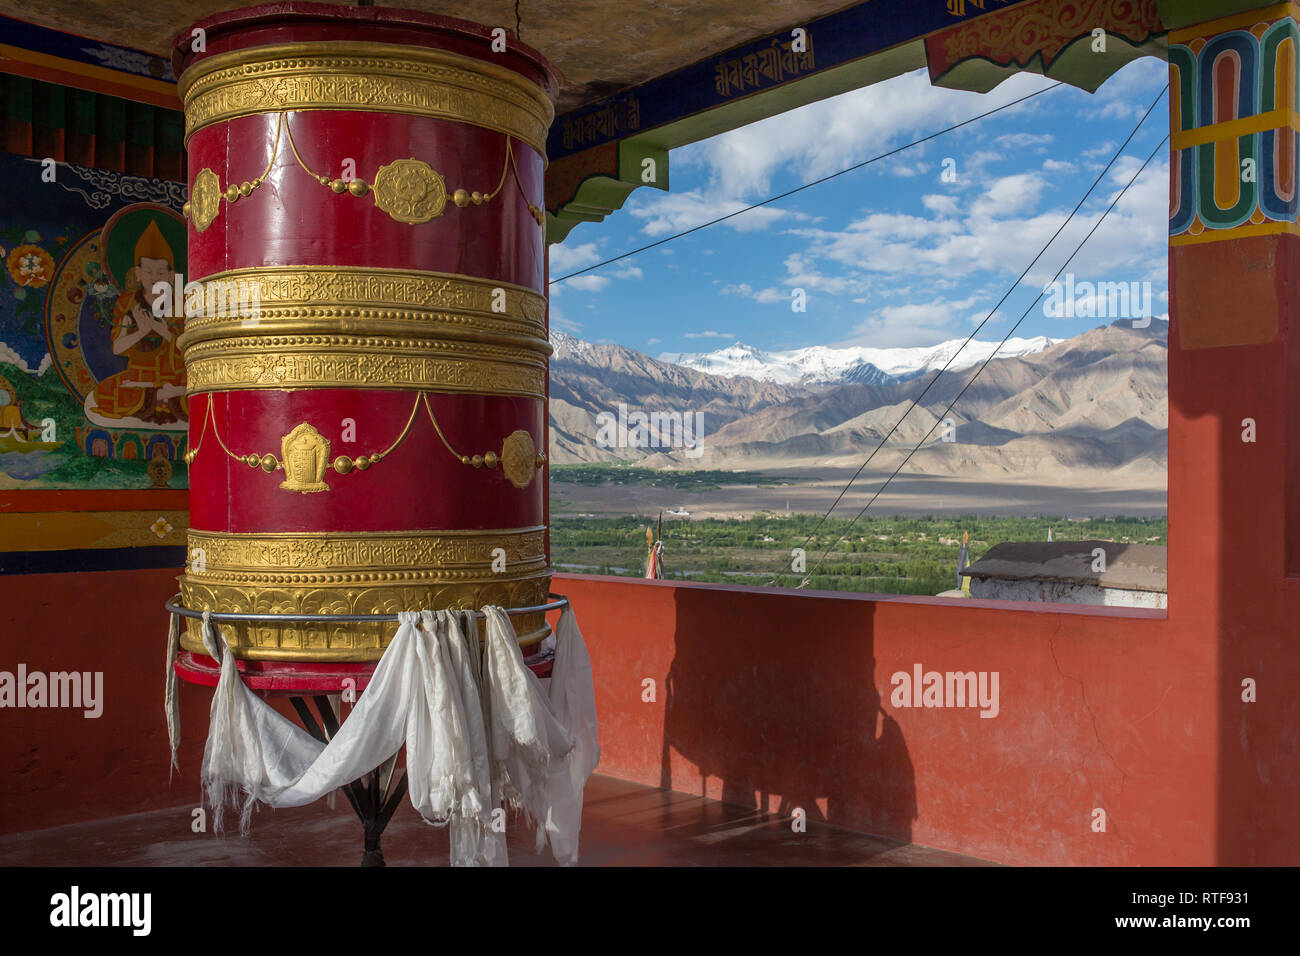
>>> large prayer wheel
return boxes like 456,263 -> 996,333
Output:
172,4 -> 556,662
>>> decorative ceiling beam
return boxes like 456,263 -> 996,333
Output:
926,0 -> 1167,95
544,0 -> 1035,243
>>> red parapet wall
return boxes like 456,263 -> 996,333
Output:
0,562 -> 1296,865
555,573 -> 1220,866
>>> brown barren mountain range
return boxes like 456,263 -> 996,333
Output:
548,321 -> 1168,483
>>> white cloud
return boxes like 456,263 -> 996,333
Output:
548,244 -> 641,294
674,68 -> 1055,199
1081,56 -> 1168,122
564,274 -> 609,292
683,330 -> 735,339
549,304 -> 582,334
646,337 -> 661,345
628,189 -> 788,235
970,172 -> 1047,219
994,132 -> 1054,149
548,241 -> 601,274
922,194 -> 960,215
781,152 -> 1167,295
838,295 -> 980,348
0,343 -> 49,374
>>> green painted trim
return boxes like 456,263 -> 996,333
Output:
3,75 -> 33,123
127,102 -> 155,147
97,95 -> 125,142
30,79 -> 61,127
1156,0 -> 1282,30
547,140 -> 668,245
156,109 -> 183,152
70,89 -> 95,137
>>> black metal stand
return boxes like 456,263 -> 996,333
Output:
289,695 -> 408,867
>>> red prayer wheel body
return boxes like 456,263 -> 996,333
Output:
172,4 -> 556,661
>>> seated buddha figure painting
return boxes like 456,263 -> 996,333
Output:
84,209 -> 188,427
0,151 -> 189,490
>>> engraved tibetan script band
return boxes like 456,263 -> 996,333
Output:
177,266 -> 550,396
186,526 -> 547,577
179,42 -> 554,157
180,527 -> 552,660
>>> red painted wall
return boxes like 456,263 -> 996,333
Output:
556,574 -> 1223,866
1170,232 -> 1300,867
0,568 -> 211,835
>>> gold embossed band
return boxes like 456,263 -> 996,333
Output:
183,334 -> 547,397
179,577 -> 552,660
179,42 -> 554,157
186,527 -> 547,577
180,527 -> 553,660
177,266 -> 548,348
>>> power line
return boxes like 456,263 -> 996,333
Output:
803,131 -> 1169,584
788,83 -> 1169,570
549,81 -> 1065,285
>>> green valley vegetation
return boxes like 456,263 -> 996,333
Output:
550,513 -> 1168,595
550,462 -> 793,491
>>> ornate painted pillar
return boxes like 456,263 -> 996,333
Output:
171,4 -> 556,664
1168,2 -> 1300,349
1162,1 -> 1300,864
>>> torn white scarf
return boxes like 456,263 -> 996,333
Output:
190,605 -> 598,866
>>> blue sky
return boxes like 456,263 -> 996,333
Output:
547,57 -> 1170,354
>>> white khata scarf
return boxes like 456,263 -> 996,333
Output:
188,605 -> 598,866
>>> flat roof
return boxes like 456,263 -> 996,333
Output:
963,541 -> 1166,593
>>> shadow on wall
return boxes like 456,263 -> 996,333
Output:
660,586 -> 916,847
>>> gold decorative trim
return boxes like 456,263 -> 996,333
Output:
177,266 -> 547,347
0,510 -> 188,551
187,392 -> 545,490
371,157 -> 448,224
183,115 -> 285,232
278,423 -> 330,493
183,336 -> 547,396
501,429 -> 538,489
179,42 -> 554,157
186,527 -> 547,574
179,570 -> 553,661
189,168 -> 222,232
181,113 -> 544,230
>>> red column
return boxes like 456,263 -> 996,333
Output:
1167,4 -> 1300,864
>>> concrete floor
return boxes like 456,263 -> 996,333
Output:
0,774 -> 993,867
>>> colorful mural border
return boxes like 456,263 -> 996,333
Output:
0,14 -> 179,109
925,0 -> 1166,94
1169,2 -> 1300,246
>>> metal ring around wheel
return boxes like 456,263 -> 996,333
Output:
164,592 -> 570,624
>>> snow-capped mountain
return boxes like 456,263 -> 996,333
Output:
657,335 -> 1062,387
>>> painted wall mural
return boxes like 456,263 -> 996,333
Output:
0,150 -> 188,490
